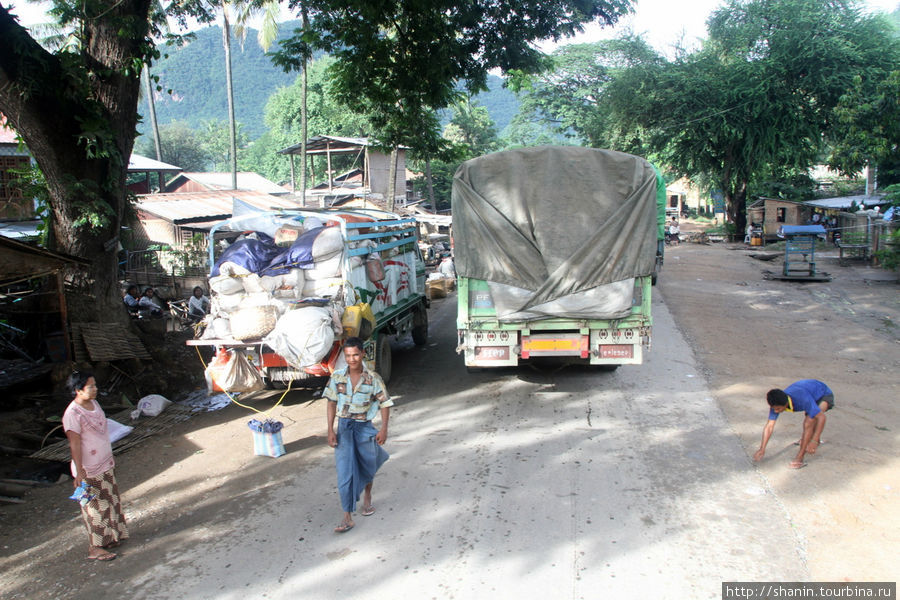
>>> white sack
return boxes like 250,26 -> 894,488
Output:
263,307 -> 335,369
305,254 -> 343,280
302,277 -> 344,298
214,292 -> 245,313
218,261 -> 251,277
284,268 -> 306,290
202,317 -> 232,339
209,274 -> 245,295
107,419 -> 133,443
130,394 -> 171,420
242,273 -> 265,294
259,275 -> 284,293
239,292 -> 273,308
312,226 -> 344,259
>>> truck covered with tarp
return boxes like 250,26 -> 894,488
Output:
188,207 -> 428,386
453,146 -> 660,369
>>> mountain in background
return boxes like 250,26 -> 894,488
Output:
144,22 -> 519,141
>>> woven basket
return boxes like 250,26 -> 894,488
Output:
229,305 -> 278,341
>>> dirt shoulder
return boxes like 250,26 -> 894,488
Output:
0,232 -> 897,592
657,231 -> 899,581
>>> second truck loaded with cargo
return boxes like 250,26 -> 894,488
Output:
189,207 -> 428,388
453,147 -> 663,370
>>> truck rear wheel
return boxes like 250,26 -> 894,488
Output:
412,306 -> 428,346
375,333 -> 392,383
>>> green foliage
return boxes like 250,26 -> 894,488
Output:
239,54 -> 373,184
273,0 -> 634,156
831,70 -> 900,178
8,161 -> 51,243
147,234 -> 208,275
875,228 -> 900,271
134,121 -> 216,172
443,99 -> 499,158
145,22 -> 299,140
197,119 -> 249,171
508,37 -> 660,148
604,0 -> 900,232
410,160 -> 456,212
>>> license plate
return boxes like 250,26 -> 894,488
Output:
599,344 -> 634,359
474,346 -> 510,361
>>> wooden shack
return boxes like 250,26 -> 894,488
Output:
747,198 -> 810,239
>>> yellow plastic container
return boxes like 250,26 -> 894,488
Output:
342,305 -> 363,337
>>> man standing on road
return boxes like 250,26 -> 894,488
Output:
324,337 -> 393,533
753,379 -> 834,469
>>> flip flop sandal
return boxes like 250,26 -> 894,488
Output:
87,552 -> 117,561
334,522 -> 354,533
362,505 -> 375,517
789,461 -> 807,469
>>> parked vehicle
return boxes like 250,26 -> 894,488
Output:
453,147 -> 658,370
188,208 -> 428,386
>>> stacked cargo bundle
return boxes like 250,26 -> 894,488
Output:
195,210 -> 425,378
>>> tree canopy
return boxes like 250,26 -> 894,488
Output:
274,0 -> 634,153
603,0 -> 900,229
0,0 -> 216,318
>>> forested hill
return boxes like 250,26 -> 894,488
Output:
145,23 -> 298,139
145,22 -> 519,140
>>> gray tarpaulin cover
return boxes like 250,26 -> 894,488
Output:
452,147 -> 657,321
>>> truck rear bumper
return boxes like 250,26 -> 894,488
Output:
457,327 -> 649,367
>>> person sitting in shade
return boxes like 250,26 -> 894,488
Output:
138,287 -> 163,318
753,379 -> 835,469
123,285 -> 140,314
188,286 -> 210,320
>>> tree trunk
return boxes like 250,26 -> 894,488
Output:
387,147 -> 399,212
143,66 -> 163,163
726,180 -> 749,237
224,13 -> 238,190
425,159 -> 436,212
0,2 -> 152,323
299,4 -> 309,207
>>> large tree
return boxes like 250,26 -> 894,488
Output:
274,0 -> 635,208
830,70 -> 900,187
0,1 -> 213,319
606,0 -> 899,231
508,37 -> 660,148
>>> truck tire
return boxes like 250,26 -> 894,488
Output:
412,306 -> 428,346
375,333 -> 392,383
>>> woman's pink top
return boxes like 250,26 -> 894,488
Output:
62,400 -> 115,477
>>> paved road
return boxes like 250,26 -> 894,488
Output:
130,291 -> 805,599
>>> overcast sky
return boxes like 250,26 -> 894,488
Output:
5,0 -> 899,55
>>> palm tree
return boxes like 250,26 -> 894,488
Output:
222,1 -> 281,191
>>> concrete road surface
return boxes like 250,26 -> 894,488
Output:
121,291 -> 804,599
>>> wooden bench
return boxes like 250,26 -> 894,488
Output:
837,242 -> 869,265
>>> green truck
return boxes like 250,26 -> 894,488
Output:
453,147 -> 664,369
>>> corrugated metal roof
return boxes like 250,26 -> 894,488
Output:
278,135 -> 408,155
166,172 -> 287,194
128,154 -> 182,173
135,191 -> 302,225
803,194 -> 888,209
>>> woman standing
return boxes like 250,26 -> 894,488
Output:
63,371 -> 128,561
